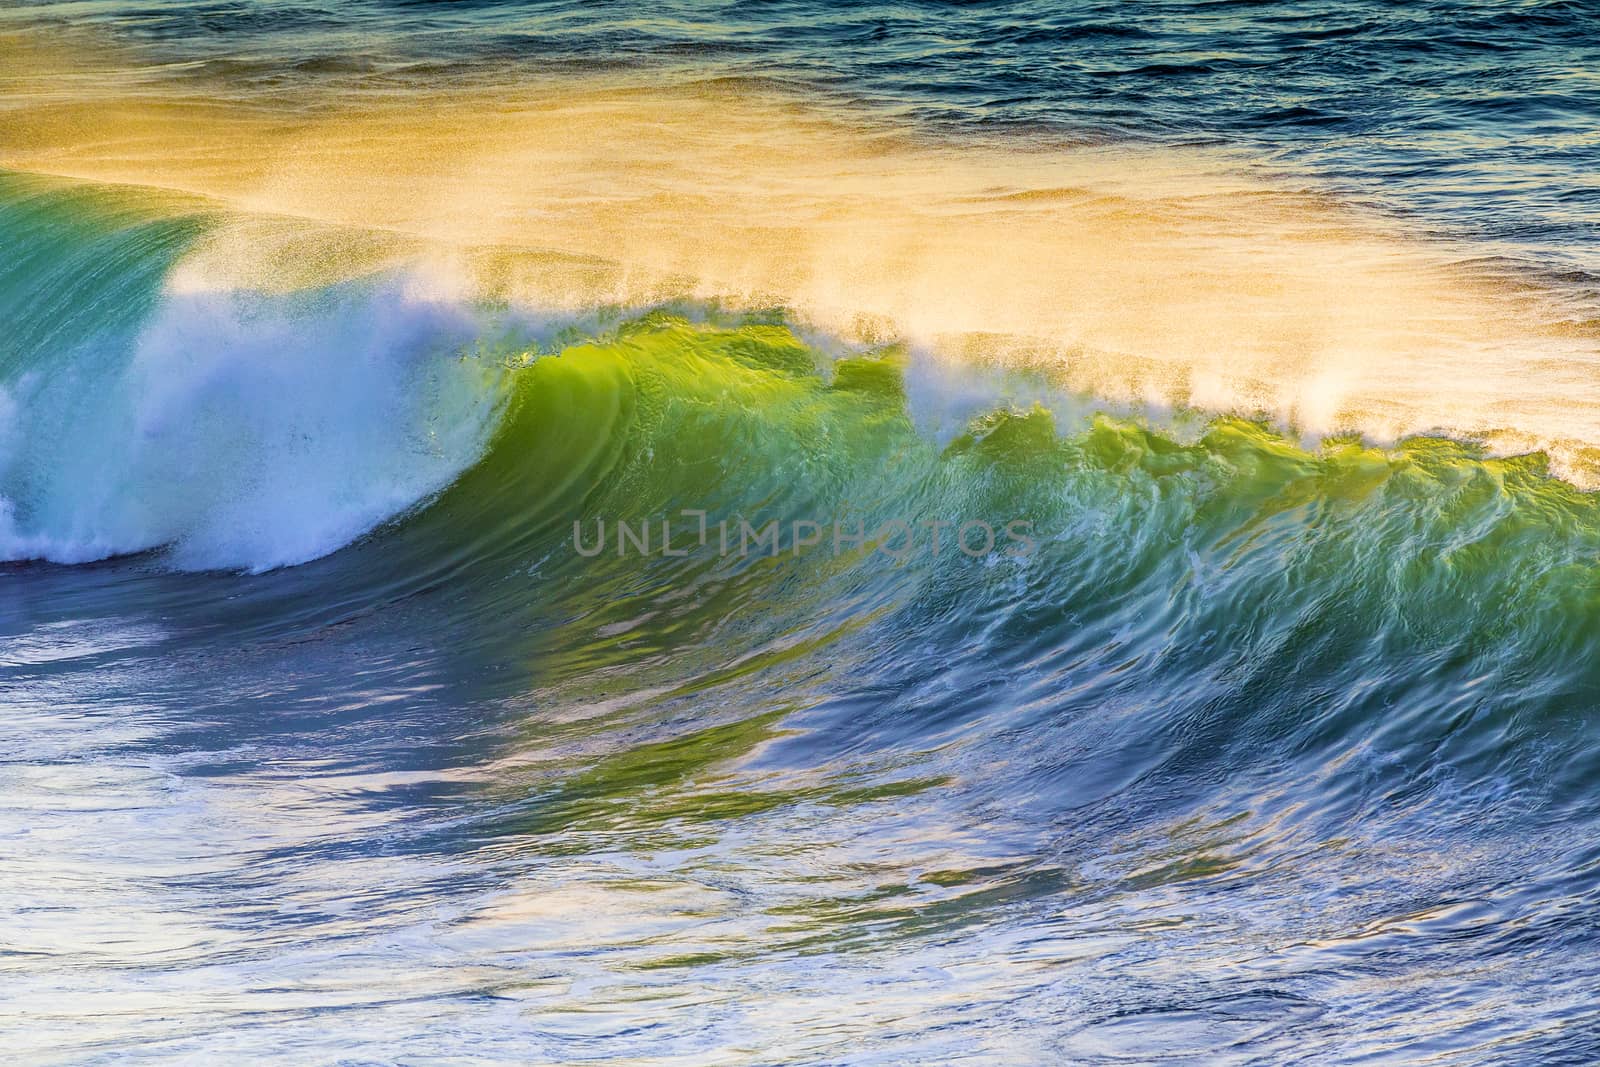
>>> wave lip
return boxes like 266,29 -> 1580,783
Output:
5,70 -> 1598,485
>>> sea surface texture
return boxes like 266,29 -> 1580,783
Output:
2,2 -> 1599,1063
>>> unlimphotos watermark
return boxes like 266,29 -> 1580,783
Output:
573,512 -> 1036,562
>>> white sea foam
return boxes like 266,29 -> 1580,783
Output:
0,278 -> 505,572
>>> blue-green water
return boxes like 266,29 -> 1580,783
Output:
3,3 -> 1600,1063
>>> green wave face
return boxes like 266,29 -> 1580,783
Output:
353,306 -> 1600,815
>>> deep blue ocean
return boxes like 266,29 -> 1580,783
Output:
3,2 -> 1600,1062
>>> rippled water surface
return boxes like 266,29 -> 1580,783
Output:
3,2 -> 1600,1063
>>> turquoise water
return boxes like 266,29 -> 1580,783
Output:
3,3 -> 1600,1063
